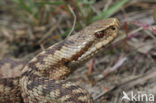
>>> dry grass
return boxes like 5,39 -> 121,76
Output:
0,0 -> 156,102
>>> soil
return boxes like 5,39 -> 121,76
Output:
0,0 -> 156,103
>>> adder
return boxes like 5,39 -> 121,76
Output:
0,18 -> 119,103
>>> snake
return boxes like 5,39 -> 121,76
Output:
0,18 -> 119,103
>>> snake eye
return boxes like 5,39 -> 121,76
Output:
111,26 -> 116,30
94,31 -> 104,38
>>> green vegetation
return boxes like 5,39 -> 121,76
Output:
12,0 -> 129,37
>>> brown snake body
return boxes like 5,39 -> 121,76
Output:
0,18 -> 119,103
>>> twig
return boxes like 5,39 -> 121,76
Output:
94,68 -> 156,101
102,57 -> 127,78
94,86 -> 116,101
119,68 -> 156,88
67,4 -> 76,38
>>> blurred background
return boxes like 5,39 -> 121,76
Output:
0,0 -> 156,103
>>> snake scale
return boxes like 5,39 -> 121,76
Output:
0,18 -> 119,103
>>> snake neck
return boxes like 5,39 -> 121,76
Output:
21,33 -> 94,79
19,33 -> 95,103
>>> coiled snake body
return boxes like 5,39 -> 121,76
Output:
0,18 -> 119,103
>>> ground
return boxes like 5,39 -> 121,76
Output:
0,0 -> 156,103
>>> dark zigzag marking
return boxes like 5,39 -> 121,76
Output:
0,58 -> 27,70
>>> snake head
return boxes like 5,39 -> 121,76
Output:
69,18 -> 120,66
